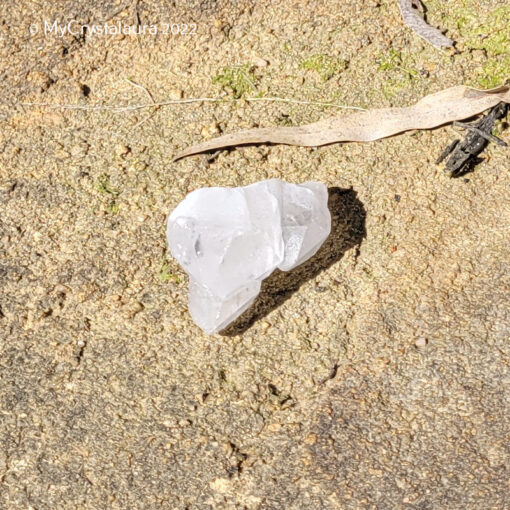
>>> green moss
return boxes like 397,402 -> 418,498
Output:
96,173 -> 120,195
375,48 -> 419,100
106,201 -> 119,214
96,174 -> 121,214
300,54 -> 346,81
159,259 -> 182,283
381,79 -> 411,100
452,4 -> 510,88
377,49 -> 418,78
477,58 -> 510,89
462,6 -> 509,50
275,113 -> 294,126
213,64 -> 257,98
377,49 -> 400,71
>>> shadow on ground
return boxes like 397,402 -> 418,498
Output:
221,186 -> 367,335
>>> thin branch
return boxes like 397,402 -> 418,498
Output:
396,0 -> 454,50
125,77 -> 158,129
245,96 -> 366,111
125,77 -> 156,104
19,96 -> 366,112
19,97 -> 224,112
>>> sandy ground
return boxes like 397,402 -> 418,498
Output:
1,0 -> 509,508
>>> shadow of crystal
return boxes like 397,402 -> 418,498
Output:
220,187 -> 366,336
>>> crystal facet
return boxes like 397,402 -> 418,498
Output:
167,179 -> 331,333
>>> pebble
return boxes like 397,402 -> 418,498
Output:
115,144 -> 131,157
210,477 -> 230,493
168,89 -> 183,100
253,56 -> 269,67
28,70 -> 52,91
304,433 -> 318,445
260,321 -> 271,331
200,123 -> 220,139
415,337 -> 428,348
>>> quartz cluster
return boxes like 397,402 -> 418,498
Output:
167,179 -> 331,333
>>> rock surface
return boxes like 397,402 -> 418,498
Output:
1,0 -> 509,508
168,180 -> 331,333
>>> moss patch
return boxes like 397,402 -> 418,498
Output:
213,64 -> 258,98
96,174 -> 121,214
455,4 -> 510,88
377,49 -> 418,78
96,173 -> 120,196
300,54 -> 346,81
375,48 -> 420,100
159,259 -> 182,283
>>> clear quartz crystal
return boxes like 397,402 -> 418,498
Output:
167,179 -> 331,333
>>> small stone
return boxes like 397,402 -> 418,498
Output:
253,56 -> 269,67
304,433 -> 318,445
210,477 -> 230,493
260,321 -> 271,331
167,179 -> 331,333
168,89 -> 183,100
200,123 -> 220,139
70,142 -> 89,158
136,162 -> 148,172
28,70 -> 52,91
115,144 -> 130,157
54,148 -> 70,160
415,337 -> 428,348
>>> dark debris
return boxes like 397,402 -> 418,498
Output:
436,103 -> 508,178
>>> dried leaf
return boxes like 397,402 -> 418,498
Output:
396,0 -> 454,49
174,86 -> 510,161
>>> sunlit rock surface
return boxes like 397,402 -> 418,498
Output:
167,179 -> 331,333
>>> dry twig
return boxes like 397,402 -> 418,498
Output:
396,0 -> 454,49
20,96 -> 366,113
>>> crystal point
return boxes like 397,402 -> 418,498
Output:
167,179 -> 331,333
